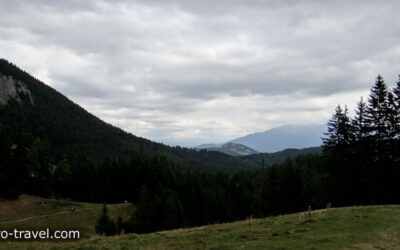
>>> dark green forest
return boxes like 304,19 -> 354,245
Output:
1,59 -> 399,234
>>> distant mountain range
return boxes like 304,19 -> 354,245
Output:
195,141 -> 321,165
196,124 -> 325,154
231,124 -> 325,152
197,143 -> 321,165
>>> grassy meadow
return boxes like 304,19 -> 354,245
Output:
1,197 -> 400,249
0,195 -> 134,239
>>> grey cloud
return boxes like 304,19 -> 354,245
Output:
53,75 -> 110,98
0,0 -> 98,12
1,0 -> 400,143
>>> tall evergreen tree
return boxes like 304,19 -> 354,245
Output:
363,75 -> 393,203
26,139 -> 52,196
387,92 -> 397,139
322,105 -> 354,205
322,105 -> 353,153
352,97 -> 368,140
350,97 -> 375,204
252,158 -> 269,217
264,167 -> 280,215
127,186 -> 157,233
163,189 -> 186,229
95,204 -> 116,236
390,77 -> 400,165
391,76 -> 400,139
365,75 -> 390,142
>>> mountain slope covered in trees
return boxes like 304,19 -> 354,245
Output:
0,58 -> 256,172
240,147 -> 321,167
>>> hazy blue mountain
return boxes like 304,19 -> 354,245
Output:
230,124 -> 325,152
202,142 -> 258,156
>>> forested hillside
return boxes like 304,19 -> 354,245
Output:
0,59 -> 257,172
240,147 -> 321,167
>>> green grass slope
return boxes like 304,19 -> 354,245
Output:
0,195 -> 134,239
2,205 -> 400,249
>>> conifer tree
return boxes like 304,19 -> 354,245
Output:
163,190 -> 185,229
127,186 -> 156,233
26,139 -> 52,196
95,204 -> 116,236
365,75 -> 390,141
322,105 -> 354,205
391,76 -> 400,138
352,97 -> 368,140
264,167 -> 280,215
350,97 -> 374,203
252,157 -> 269,217
322,105 -> 353,154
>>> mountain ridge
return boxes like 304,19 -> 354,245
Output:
0,59 -> 253,171
230,124 -> 325,152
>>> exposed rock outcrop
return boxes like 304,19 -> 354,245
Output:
0,74 -> 34,105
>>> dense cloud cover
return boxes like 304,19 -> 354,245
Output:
1,0 -> 399,146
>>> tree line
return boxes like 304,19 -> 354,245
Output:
322,75 -> 400,206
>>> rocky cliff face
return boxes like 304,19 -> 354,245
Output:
0,74 -> 33,105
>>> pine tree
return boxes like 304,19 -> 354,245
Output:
163,189 -> 185,229
350,97 -> 374,204
322,105 -> 353,154
279,159 -> 305,214
264,167 -> 280,215
252,158 -> 269,217
95,204 -> 116,236
322,105 -> 355,205
26,139 -> 52,196
391,76 -> 400,139
365,75 -> 390,141
127,186 -> 157,233
352,97 -> 368,140
391,77 -> 400,164
363,75 -> 396,203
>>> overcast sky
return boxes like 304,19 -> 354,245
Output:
1,0 -> 400,146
